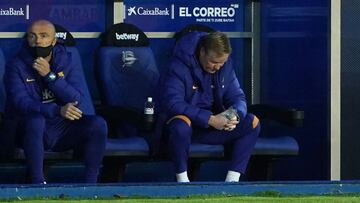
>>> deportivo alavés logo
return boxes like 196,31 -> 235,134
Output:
122,51 -> 137,68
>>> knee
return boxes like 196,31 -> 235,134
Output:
167,118 -> 192,141
243,113 -> 261,133
85,116 -> 108,139
21,114 -> 46,135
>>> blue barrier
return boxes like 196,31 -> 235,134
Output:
0,181 -> 359,199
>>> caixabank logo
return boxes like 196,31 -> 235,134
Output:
126,6 -> 170,17
0,6 -> 29,19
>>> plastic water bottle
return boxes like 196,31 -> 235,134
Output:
143,97 -> 155,131
223,106 -> 239,121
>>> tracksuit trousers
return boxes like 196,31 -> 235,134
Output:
19,113 -> 107,184
167,113 -> 260,174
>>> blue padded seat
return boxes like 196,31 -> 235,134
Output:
105,137 -> 149,156
97,47 -> 158,155
97,47 -> 157,156
96,23 -> 161,157
189,136 -> 299,158
98,47 -> 159,109
13,148 -> 73,160
189,143 -> 224,158
253,136 -> 299,156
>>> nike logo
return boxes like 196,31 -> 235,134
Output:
26,78 -> 35,82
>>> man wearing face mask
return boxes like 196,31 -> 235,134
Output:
157,31 -> 260,182
3,20 -> 107,184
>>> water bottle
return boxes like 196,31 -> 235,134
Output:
143,97 -> 155,131
222,106 -> 239,121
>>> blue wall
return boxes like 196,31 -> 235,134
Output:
261,0 -> 329,180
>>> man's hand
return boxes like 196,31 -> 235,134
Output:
33,57 -> 50,77
208,114 -> 229,130
224,117 -> 239,131
60,101 -> 82,120
209,113 -> 240,131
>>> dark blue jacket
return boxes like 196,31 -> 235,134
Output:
159,31 -> 247,128
4,43 -> 93,119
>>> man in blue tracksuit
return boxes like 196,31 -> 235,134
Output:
4,20 -> 107,184
158,31 -> 260,182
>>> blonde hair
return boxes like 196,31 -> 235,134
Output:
199,31 -> 232,56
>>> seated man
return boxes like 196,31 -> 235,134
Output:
4,20 -> 107,184
158,31 -> 260,182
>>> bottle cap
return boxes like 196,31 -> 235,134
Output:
147,97 -> 153,102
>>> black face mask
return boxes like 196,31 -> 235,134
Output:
31,44 -> 53,58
